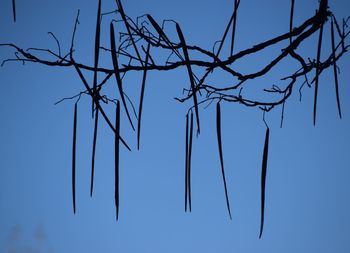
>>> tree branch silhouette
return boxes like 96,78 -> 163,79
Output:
1,0 -> 349,238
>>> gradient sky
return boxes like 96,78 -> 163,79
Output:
1,0 -> 350,252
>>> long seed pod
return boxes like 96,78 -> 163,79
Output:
93,0 -> 101,90
216,102 -> 232,219
230,0 -> 240,56
90,107 -> 99,197
12,0 -> 16,22
188,111 -> 194,212
73,63 -> 131,151
289,0 -> 295,44
146,14 -> 183,60
115,101 -> 121,221
92,0 -> 102,117
259,127 -> 270,239
72,103 -> 78,214
331,19 -> 342,119
185,113 -> 189,212
115,0 -> 143,66
137,43 -> 151,150
110,22 -> 135,131
90,0 -> 104,191
217,0 -> 240,58
313,22 -> 324,125
146,14 -> 172,46
176,23 -> 201,135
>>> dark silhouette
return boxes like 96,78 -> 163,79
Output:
216,102 -> 232,220
115,101 -> 120,221
12,0 -> 16,22
90,0 -> 102,198
185,111 -> 193,213
72,103 -> 78,214
137,43 -> 151,150
259,127 -> 270,239
1,0 -> 349,238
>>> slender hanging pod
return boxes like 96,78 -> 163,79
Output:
330,19 -> 342,119
176,23 -> 201,135
12,0 -> 16,22
289,0 -> 295,44
217,0 -> 240,57
216,102 -> 232,219
146,15 -> 172,46
184,113 -> 189,212
187,112 -> 194,212
115,0 -> 143,65
90,107 -> 99,197
72,103 -> 78,214
146,14 -> 183,61
259,127 -> 270,238
137,43 -> 151,150
92,0 -> 102,117
110,22 -> 135,131
313,20 -> 324,125
115,101 -> 121,220
230,0 -> 240,56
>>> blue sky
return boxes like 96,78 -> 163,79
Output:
1,0 -> 350,252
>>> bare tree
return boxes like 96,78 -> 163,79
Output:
1,0 -> 349,238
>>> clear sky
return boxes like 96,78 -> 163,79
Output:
1,0 -> 350,252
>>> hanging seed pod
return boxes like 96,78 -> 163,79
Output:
187,111 -> 194,212
230,0 -> 240,56
259,127 -> 270,239
313,22 -> 324,125
115,101 -> 121,220
90,107 -> 99,197
176,23 -> 201,135
331,19 -> 342,119
115,0 -> 143,65
110,22 -> 135,131
184,113 -> 189,212
72,103 -> 78,214
137,43 -> 151,150
12,0 -> 16,22
216,102 -> 232,219
289,0 -> 295,44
